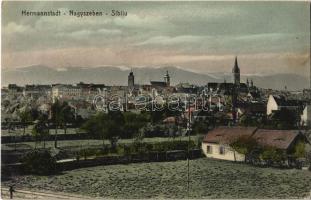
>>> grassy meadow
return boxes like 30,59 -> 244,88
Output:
3,158 -> 311,198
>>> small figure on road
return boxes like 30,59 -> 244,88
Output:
9,185 -> 15,199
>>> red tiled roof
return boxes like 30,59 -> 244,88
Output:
163,116 -> 176,123
203,127 -> 303,150
252,129 -> 300,150
202,126 -> 257,144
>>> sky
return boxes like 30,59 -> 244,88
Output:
2,1 -> 310,76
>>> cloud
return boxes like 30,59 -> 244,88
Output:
113,13 -> 167,28
2,1 -> 309,78
98,28 -> 121,35
136,35 -> 204,46
4,22 -> 33,35
58,28 -> 122,40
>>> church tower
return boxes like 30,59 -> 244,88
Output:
231,56 -> 240,124
164,70 -> 170,87
232,56 -> 240,87
128,69 -> 134,89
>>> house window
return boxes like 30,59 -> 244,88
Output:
219,146 -> 225,155
206,145 -> 212,154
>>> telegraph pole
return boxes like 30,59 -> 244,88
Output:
187,95 -> 191,198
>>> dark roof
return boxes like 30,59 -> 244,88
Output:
252,129 -> 301,150
238,102 -> 266,113
248,91 -> 261,99
25,84 -> 51,90
150,81 -> 167,87
273,95 -> 303,107
207,82 -> 219,88
219,83 -> 234,89
240,83 -> 248,88
203,126 -> 257,144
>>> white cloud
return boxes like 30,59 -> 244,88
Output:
55,68 -> 68,72
136,35 -> 205,46
113,14 -> 166,28
4,22 -> 33,35
97,28 -> 121,35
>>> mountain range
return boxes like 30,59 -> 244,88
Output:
2,65 -> 309,90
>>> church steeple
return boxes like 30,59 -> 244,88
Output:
232,56 -> 240,86
232,56 -> 240,74
128,68 -> 134,89
231,56 -> 240,124
164,70 -> 170,87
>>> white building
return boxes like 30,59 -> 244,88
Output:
202,126 -> 308,162
52,84 -> 82,100
202,126 -> 257,161
301,105 -> 311,127
266,94 -> 302,115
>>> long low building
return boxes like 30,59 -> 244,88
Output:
202,126 -> 308,162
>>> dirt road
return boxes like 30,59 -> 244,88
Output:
1,187 -> 92,199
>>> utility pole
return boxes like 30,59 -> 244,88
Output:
187,95 -> 191,198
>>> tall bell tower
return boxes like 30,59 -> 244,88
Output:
232,56 -> 240,87
164,70 -> 170,87
232,56 -> 240,123
128,69 -> 134,89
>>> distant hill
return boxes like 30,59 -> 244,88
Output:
2,65 -> 309,90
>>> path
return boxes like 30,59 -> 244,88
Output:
1,187 -> 92,199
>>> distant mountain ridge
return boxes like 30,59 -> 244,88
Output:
2,65 -> 309,90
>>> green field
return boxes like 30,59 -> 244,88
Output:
3,158 -> 311,198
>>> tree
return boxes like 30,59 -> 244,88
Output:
260,147 -> 286,165
192,120 -> 209,135
81,112 -> 106,142
229,135 -> 260,162
239,114 -> 262,127
293,141 -> 306,158
60,102 -> 75,135
51,100 -> 74,147
51,100 -> 63,148
270,108 -> 299,129
104,111 -> 124,149
123,112 -> 148,138
82,111 -> 123,148
19,110 -> 33,136
21,149 -> 57,175
32,117 -> 49,149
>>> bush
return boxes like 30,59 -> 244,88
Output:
293,142 -> 306,158
260,147 -> 286,164
21,150 -> 57,175
230,136 -> 260,156
152,140 -> 196,152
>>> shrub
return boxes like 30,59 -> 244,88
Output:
116,145 -> 125,155
124,145 -> 132,155
21,150 -> 57,175
79,148 -> 99,159
293,142 -> 306,158
260,147 -> 286,163
230,135 -> 260,156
